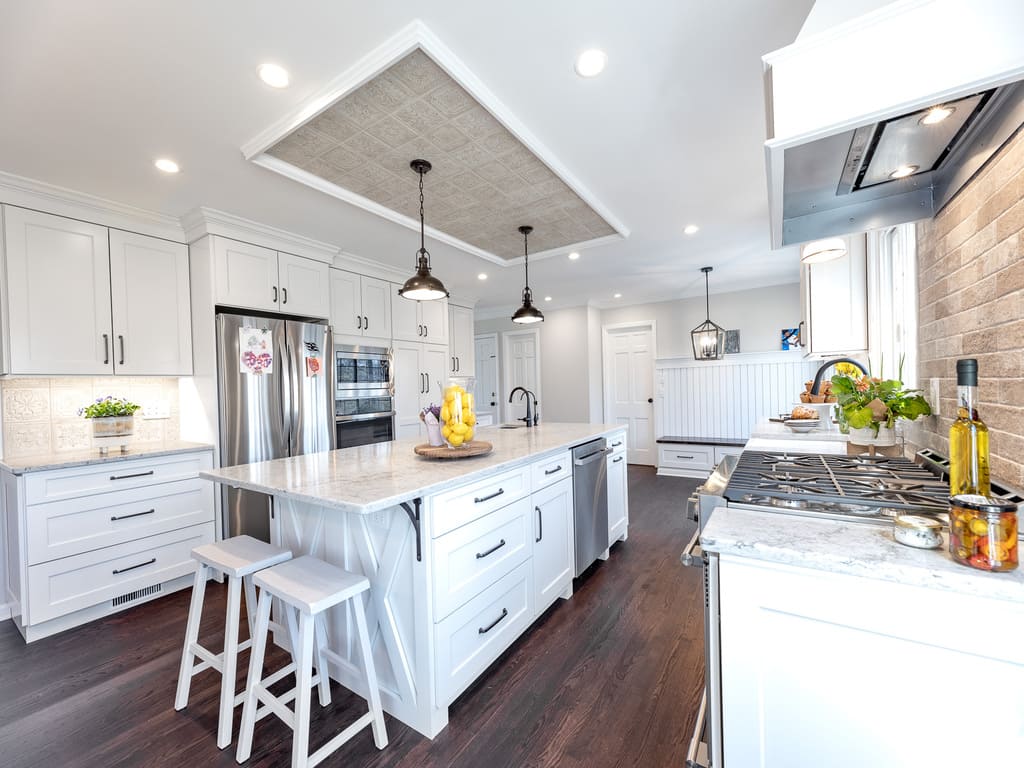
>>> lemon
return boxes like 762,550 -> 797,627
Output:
464,427 -> 474,442
461,393 -> 473,409
448,433 -> 464,447
452,422 -> 469,436
441,424 -> 451,439
444,392 -> 456,403
464,412 -> 476,427
440,405 -> 450,422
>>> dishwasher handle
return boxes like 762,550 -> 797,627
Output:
573,447 -> 612,466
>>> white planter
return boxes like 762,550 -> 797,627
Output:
848,426 -> 897,447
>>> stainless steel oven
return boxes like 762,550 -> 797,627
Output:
335,343 -> 392,395
335,343 -> 394,448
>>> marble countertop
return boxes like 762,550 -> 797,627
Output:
701,506 -> 1024,603
201,423 -> 626,515
749,418 -> 849,442
0,441 -> 215,474
744,437 -> 847,455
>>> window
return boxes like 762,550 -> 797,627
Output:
867,223 -> 918,386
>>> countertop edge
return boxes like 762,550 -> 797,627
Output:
1,442 -> 216,475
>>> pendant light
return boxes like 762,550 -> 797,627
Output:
398,159 -> 449,301
511,225 -> 544,324
800,237 -> 847,264
691,266 -> 725,360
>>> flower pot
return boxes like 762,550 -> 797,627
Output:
90,415 -> 134,438
847,425 -> 902,457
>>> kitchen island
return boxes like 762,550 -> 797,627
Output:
201,423 -> 628,738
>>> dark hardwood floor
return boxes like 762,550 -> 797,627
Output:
0,467 -> 705,768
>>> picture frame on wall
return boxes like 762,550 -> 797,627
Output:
781,327 -> 800,350
724,330 -> 740,354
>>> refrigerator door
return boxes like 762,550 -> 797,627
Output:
284,320 -> 335,457
216,313 -> 288,542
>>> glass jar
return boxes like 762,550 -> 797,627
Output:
893,515 -> 943,549
948,494 -> 1019,572
441,380 -> 476,448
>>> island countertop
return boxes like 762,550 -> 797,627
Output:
200,423 -> 625,514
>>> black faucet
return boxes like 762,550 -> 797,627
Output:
810,357 -> 869,395
508,386 -> 539,427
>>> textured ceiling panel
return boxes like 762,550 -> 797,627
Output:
266,49 -> 616,259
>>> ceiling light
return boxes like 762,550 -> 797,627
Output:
800,237 -> 847,264
154,158 -> 179,174
568,251 -> 581,261
920,105 -> 955,125
889,164 -> 919,180
477,273 -> 488,281
544,296 -> 552,302
691,267 -> 725,360
258,63 -> 290,88
398,159 -> 449,302
613,293 -> 622,299
574,49 -> 607,78
512,226 -> 544,324
684,224 -> 699,235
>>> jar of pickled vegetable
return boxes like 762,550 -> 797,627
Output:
948,494 -> 1018,572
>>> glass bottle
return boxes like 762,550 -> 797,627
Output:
949,358 -> 990,496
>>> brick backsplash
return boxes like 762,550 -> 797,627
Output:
907,127 -> 1024,487
0,377 -> 180,459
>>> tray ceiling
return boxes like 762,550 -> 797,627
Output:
263,48 -> 617,261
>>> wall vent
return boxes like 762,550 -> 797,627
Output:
112,583 -> 162,608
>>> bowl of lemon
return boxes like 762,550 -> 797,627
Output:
414,383 -> 493,459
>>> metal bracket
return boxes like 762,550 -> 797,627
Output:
400,498 -> 423,562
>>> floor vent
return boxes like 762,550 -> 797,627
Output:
112,583 -> 162,608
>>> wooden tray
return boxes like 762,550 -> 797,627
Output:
414,440 -> 493,459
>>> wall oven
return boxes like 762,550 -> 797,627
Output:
335,344 -> 394,448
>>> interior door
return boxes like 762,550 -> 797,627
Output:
360,275 -> 392,340
329,268 -> 361,337
502,331 -> 540,424
605,327 -> 655,465
474,335 -> 499,426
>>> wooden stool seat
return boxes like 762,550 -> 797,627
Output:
253,555 -> 370,613
192,535 -> 293,578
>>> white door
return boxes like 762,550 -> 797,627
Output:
419,298 -> 449,345
474,335 -> 499,427
329,268 -> 361,337
277,252 -> 329,319
360,276 -> 392,340
502,331 -> 540,425
109,230 -> 193,375
393,342 -> 422,439
604,327 -> 655,465
212,236 -> 278,312
391,286 -> 421,342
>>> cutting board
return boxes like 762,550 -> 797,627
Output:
414,441 -> 493,459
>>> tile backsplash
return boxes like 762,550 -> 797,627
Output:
0,377 -> 180,459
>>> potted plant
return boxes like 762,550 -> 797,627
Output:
830,358 -> 931,447
79,396 -> 141,438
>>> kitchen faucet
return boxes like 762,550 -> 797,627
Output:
810,357 -> 868,395
508,386 -> 539,427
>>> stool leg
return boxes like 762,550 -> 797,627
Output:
236,589 -> 272,764
174,563 -> 208,711
242,575 -> 258,641
292,612 -> 315,768
313,613 -> 331,707
352,592 -> 388,749
217,575 -> 243,749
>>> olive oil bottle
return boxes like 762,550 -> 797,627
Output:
949,358 -> 990,495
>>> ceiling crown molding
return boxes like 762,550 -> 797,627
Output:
180,206 -> 339,262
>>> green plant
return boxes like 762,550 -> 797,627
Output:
831,357 -> 931,435
79,396 -> 141,419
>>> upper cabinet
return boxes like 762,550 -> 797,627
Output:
330,269 -> 392,340
212,236 -> 329,319
2,206 -> 193,376
391,286 -> 448,345
448,304 -> 475,377
800,234 -> 868,357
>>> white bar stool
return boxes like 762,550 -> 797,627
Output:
174,534 -> 293,749
236,555 -> 388,768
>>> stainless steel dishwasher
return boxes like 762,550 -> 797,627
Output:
572,437 -> 610,576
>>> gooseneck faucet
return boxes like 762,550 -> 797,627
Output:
508,386 -> 539,427
810,357 -> 869,395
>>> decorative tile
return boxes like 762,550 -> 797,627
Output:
393,99 -> 447,135
344,131 -> 393,160
339,88 -> 387,128
359,72 -> 413,112
5,422 -> 51,458
388,49 -> 447,95
4,388 -> 50,422
425,81 -> 476,118
427,124 -> 471,153
322,145 -> 365,173
52,419 -> 91,452
51,386 -> 92,418
3,378 -> 52,389
450,105 -> 504,142
364,115 -> 419,149
314,106 -> 360,142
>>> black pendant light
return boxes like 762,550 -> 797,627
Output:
511,225 -> 544,324
398,159 -> 449,301
691,266 -> 725,360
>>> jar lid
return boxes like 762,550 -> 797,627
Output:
894,514 -> 943,531
949,494 -> 1019,514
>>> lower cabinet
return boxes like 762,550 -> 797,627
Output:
607,441 -> 628,545
532,477 -> 574,611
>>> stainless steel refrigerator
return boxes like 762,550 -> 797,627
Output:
216,312 -> 334,541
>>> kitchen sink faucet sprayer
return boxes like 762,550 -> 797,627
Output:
509,387 -> 539,427
810,357 -> 868,395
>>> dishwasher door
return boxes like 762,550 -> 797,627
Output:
572,437 -> 610,576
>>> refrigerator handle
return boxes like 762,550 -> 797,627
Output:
325,326 -> 336,450
280,324 -> 294,456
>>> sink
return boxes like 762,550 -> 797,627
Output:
499,423 -> 525,429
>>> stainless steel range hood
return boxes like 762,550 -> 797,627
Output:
763,0 -> 1024,248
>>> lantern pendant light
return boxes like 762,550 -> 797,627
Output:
511,225 -> 544,324
691,266 -> 725,360
398,159 -> 449,301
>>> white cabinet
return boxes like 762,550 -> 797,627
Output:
532,477 -> 574,612
393,341 -> 449,439
213,236 -> 329,318
2,206 -> 192,376
800,233 -> 867,356
392,287 -> 449,344
448,304 -> 475,376
607,434 -> 628,545
330,269 -> 392,340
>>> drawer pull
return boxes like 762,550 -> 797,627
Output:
544,465 -> 562,475
475,539 -> 506,559
111,508 -> 156,522
110,470 -> 155,481
612,441 -> 623,447
478,607 -> 509,635
112,557 -> 156,575
473,488 -> 505,504
676,455 -> 695,460
613,456 -> 624,463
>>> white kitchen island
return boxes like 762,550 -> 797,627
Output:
201,423 -> 628,738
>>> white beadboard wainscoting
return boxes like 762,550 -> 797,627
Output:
655,352 -> 820,440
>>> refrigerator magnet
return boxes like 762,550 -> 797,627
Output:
239,327 -> 274,375
305,356 -> 322,377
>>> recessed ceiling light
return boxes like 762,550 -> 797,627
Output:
684,224 -> 700,235
574,49 -> 607,78
258,63 -> 290,88
568,251 -> 581,261
920,105 -> 955,125
544,296 -> 552,302
154,158 -> 179,174
477,273 -> 488,281
613,293 -> 622,299
889,164 -> 919,180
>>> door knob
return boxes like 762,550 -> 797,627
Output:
647,398 -> 654,403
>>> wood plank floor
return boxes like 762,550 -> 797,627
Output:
0,467 -> 705,768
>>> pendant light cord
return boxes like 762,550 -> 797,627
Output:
523,229 -> 530,290
705,269 -> 710,320
418,169 -> 427,260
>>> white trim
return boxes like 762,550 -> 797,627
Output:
655,349 -> 807,368
601,321 -> 657,465
500,328 -> 541,426
179,206 -> 339,263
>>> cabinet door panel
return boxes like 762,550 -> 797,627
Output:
450,304 -> 475,376
391,286 -> 421,342
109,230 -> 192,375
277,252 -> 329,319
212,237 -> 278,312
532,477 -> 573,611
419,298 -> 449,345
4,206 -> 113,374
360,276 -> 392,340
329,269 -> 361,337
607,451 -> 628,543
393,342 -> 423,437
421,345 -> 449,406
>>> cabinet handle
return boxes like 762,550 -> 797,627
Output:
473,488 -> 505,504
272,286 -> 278,303
677,455 -> 694,460
363,315 -> 368,330
282,287 -> 288,304
357,315 -> 362,330
102,333 -> 109,365
451,356 -> 455,372
478,607 -> 508,635
424,324 -> 428,337
536,506 -> 543,542
111,508 -> 155,522
613,456 -> 624,463
425,374 -> 430,394
455,356 -> 459,372
544,465 -> 562,475
112,557 -> 156,575
797,320 -> 805,347
110,470 -> 154,481
475,539 -> 506,559
418,324 -> 423,337
118,335 -> 125,365
612,441 -> 623,447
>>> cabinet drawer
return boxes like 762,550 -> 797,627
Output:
607,431 -> 627,455
434,560 -> 533,706
429,465 -> 530,538
658,445 -> 714,471
26,478 -> 215,565
531,451 -> 571,491
25,451 -> 213,505
26,521 -> 214,625
432,496 -> 531,621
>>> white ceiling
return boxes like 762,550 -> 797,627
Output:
0,0 -> 813,313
